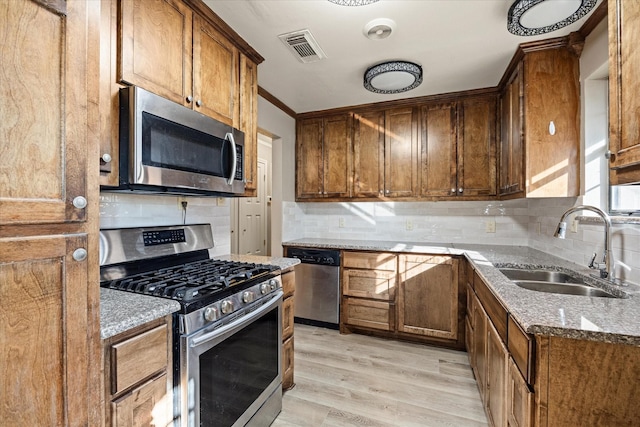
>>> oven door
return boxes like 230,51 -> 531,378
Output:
179,291 -> 283,427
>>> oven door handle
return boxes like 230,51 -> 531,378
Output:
225,132 -> 237,186
190,290 -> 283,348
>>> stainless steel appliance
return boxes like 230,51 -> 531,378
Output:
284,247 -> 340,328
100,224 -> 282,427
113,86 -> 245,196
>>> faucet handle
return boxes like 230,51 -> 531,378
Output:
588,252 -> 598,269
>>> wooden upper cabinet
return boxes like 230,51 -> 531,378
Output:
499,42 -> 580,199
1,0 -> 90,225
193,14 -> 238,126
397,255 -> 459,341
609,0 -> 640,183
296,118 -> 324,198
240,54 -> 258,195
296,115 -> 352,199
353,111 -> 385,198
499,67 -> 524,196
420,103 -> 457,197
118,0 -> 193,106
385,108 -> 418,198
458,96 -> 497,197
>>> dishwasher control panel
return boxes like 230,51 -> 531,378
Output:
285,247 -> 341,266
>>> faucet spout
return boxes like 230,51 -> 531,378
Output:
554,205 -> 613,280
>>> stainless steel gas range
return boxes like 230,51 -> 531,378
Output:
99,224 -> 283,427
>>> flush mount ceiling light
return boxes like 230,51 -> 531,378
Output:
364,61 -> 423,94
328,0 -> 379,6
508,0 -> 597,36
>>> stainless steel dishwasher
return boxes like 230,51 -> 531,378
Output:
285,247 -> 340,329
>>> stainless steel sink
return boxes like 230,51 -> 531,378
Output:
499,268 -> 584,284
499,268 -> 617,298
512,280 -> 616,298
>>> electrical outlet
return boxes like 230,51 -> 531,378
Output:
339,217 -> 345,228
536,222 -> 541,235
177,196 -> 187,209
485,219 -> 496,233
406,219 -> 414,231
216,197 -> 227,207
570,219 -> 579,233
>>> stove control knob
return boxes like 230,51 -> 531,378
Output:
242,291 -> 255,303
203,306 -> 218,322
220,300 -> 234,314
269,279 -> 278,290
260,283 -> 270,294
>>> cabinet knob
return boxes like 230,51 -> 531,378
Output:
101,153 -> 112,163
72,248 -> 87,262
196,99 -> 202,107
72,196 -> 87,209
186,96 -> 193,103
451,188 -> 456,193
385,190 -> 389,194
458,188 -> 463,193
605,150 -> 612,160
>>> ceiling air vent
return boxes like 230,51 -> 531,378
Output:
278,29 -> 327,63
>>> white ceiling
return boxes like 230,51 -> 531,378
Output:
204,0 -> 601,114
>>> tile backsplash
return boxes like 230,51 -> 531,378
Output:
283,198 -> 640,285
99,192 -> 231,257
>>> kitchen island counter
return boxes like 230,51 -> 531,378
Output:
283,238 -> 640,345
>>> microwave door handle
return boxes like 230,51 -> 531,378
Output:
225,132 -> 237,186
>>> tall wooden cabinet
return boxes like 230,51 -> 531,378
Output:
296,114 -> 353,199
385,108 -> 419,198
499,39 -> 581,198
0,0 -> 100,425
353,111 -> 385,198
609,0 -> 640,184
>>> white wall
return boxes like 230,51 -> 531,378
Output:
257,96 -> 296,256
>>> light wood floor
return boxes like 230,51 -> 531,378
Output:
273,325 -> 488,427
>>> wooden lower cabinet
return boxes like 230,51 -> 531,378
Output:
281,269 -> 296,390
507,358 -> 533,427
104,317 -> 173,427
486,321 -> 508,427
341,251 -> 463,348
470,289 -> 488,403
397,254 -> 460,341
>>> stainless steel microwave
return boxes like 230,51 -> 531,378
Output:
114,86 -> 245,196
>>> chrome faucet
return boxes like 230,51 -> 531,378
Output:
553,205 -> 613,280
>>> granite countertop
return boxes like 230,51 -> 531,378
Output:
283,238 -> 640,345
100,255 -> 300,339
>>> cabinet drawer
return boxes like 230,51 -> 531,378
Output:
282,296 -> 294,341
343,268 -> 396,300
344,298 -> 393,331
111,324 -> 168,394
112,373 -> 171,427
474,272 -> 507,343
282,270 -> 295,299
508,316 -> 534,385
343,251 -> 397,270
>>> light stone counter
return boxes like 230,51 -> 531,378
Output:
283,238 -> 640,345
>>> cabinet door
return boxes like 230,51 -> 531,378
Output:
0,234 -> 90,425
119,0 -> 193,106
609,0 -> 640,172
486,320 -> 508,427
239,54 -> 258,195
1,0 -> 90,225
112,373 -> 171,427
282,296 -> 294,341
282,336 -> 294,390
296,118 -> 324,199
472,291 -> 488,402
193,14 -> 238,125
507,358 -> 533,427
385,108 -> 418,197
323,114 -> 352,198
397,255 -> 459,340
353,111 -> 385,198
420,103 -> 457,197
458,97 -> 497,196
499,67 -> 523,196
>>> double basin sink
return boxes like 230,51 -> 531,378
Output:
499,268 -> 618,298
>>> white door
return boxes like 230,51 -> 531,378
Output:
238,159 -> 267,254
